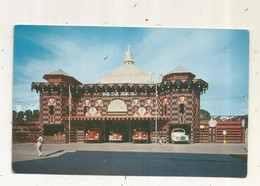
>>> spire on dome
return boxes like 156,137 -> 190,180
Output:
124,45 -> 134,64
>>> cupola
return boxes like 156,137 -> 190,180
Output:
124,45 -> 134,65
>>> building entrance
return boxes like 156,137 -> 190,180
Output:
208,127 -> 216,142
81,120 -> 152,143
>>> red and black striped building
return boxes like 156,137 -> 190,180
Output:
30,48 -> 245,144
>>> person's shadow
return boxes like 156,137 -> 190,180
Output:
45,150 -> 64,157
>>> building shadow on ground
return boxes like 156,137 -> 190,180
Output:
12,151 -> 247,177
45,150 -> 64,157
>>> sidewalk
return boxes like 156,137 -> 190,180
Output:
12,142 -> 248,162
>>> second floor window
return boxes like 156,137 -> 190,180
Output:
179,104 -> 184,114
49,105 -> 54,115
162,105 -> 167,116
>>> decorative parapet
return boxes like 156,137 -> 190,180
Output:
32,79 -> 208,95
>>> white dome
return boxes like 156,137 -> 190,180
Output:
112,64 -> 146,76
101,45 -> 152,83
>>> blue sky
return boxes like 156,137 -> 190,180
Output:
13,26 -> 249,116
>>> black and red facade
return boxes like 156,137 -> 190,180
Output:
29,69 -> 245,144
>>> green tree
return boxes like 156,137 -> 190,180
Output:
24,109 -> 33,121
16,111 -> 25,122
200,109 -> 211,120
32,109 -> 40,121
13,110 -> 17,121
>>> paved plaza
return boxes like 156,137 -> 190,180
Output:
12,142 -> 248,162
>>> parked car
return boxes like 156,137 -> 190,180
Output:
132,130 -> 149,143
171,128 -> 189,144
109,132 -> 123,142
85,128 -> 102,143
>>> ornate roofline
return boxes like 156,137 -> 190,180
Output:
32,79 -> 208,94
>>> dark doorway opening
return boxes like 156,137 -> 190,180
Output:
105,120 -> 128,142
43,124 -> 64,136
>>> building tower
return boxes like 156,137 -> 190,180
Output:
159,65 -> 205,143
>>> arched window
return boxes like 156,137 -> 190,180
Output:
108,99 -> 127,113
132,98 -> 140,107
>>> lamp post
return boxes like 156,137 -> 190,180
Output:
153,72 -> 161,143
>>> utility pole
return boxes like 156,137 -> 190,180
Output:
155,71 -> 162,143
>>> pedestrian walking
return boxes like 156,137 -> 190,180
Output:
36,134 -> 44,157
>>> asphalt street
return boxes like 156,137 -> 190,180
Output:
13,150 -> 247,177
12,143 -> 247,177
